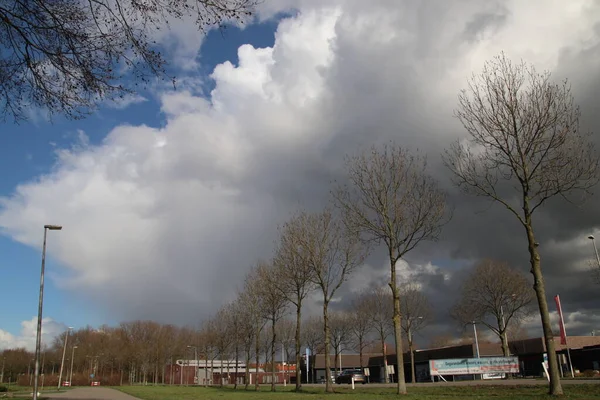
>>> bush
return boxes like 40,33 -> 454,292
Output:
581,370 -> 599,378
0,385 -> 7,392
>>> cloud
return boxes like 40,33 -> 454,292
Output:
104,94 -> 148,110
0,317 -> 67,351
1,0 -> 600,340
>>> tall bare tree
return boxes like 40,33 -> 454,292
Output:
443,53 -> 598,395
256,260 -> 289,392
242,266 -> 268,391
451,259 -> 535,357
273,212 -> 317,391
365,286 -> 393,383
274,319 -> 295,370
328,311 -> 353,378
236,282 -> 260,390
399,284 -> 432,383
294,209 -> 367,392
348,290 -> 374,370
334,143 -> 449,394
0,0 -> 257,122
300,315 -> 325,384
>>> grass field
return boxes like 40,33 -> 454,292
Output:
117,384 -> 600,400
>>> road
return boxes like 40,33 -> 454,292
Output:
47,388 -> 141,400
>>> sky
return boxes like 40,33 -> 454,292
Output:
1,0 -> 600,351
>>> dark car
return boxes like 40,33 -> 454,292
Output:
335,369 -> 366,384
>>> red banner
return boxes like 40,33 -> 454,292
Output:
554,295 -> 567,345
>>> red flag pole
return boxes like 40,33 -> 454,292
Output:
554,295 -> 575,378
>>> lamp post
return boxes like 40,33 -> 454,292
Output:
69,346 -> 78,386
187,346 -> 198,385
33,224 -> 62,400
57,326 -> 73,391
588,235 -> 600,269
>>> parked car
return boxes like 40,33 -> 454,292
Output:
335,369 -> 367,384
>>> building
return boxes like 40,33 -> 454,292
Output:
164,360 -> 295,386
307,336 -> 600,383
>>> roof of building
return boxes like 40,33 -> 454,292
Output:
313,353 -> 381,369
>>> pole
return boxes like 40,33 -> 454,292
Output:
305,348 -> 309,384
69,346 -> 77,386
57,328 -> 70,390
472,322 -> 480,358
33,225 -> 62,400
33,228 -> 48,400
472,321 -> 480,380
195,348 -> 198,385
591,237 -> 600,268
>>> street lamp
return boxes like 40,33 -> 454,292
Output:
588,235 -> 600,269
69,346 -> 78,386
33,224 -> 62,400
187,345 -> 198,385
57,326 -> 73,391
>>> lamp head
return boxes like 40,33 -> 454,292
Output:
44,225 -> 62,230
589,235 -> 595,240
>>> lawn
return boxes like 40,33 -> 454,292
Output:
117,384 -> 600,400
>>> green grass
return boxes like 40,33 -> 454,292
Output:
116,384 -> 600,400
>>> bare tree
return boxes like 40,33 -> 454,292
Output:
0,0 -> 257,122
199,319 -> 218,387
365,286 -> 393,383
294,209 -> 367,393
328,311 -> 353,378
256,260 -> 289,392
242,266 -> 268,391
236,282 -> 260,390
443,54 -> 598,395
301,315 -> 325,384
348,290 -> 374,370
273,212 -> 317,390
399,284 -> 432,383
334,143 -> 449,394
451,259 -> 535,358
274,319 -> 295,371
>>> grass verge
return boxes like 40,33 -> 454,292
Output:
117,384 -> 600,400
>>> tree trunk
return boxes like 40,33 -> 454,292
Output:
295,303 -> 302,391
244,347 -> 250,390
234,342 -> 239,390
409,340 -> 415,384
389,250 -> 407,394
220,354 -> 224,388
524,212 -> 563,395
270,316 -> 276,392
500,331 -> 510,357
381,336 -> 389,384
255,329 -> 260,391
359,338 -> 363,369
323,301 -> 333,393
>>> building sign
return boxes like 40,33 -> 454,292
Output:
429,357 -> 519,376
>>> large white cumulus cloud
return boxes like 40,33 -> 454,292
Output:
1,0 -> 600,331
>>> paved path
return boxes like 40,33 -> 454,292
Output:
47,388 -> 141,400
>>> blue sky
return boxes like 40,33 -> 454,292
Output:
1,1 -> 599,350
0,18 -> 280,342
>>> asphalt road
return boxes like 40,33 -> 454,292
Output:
47,388 -> 141,400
